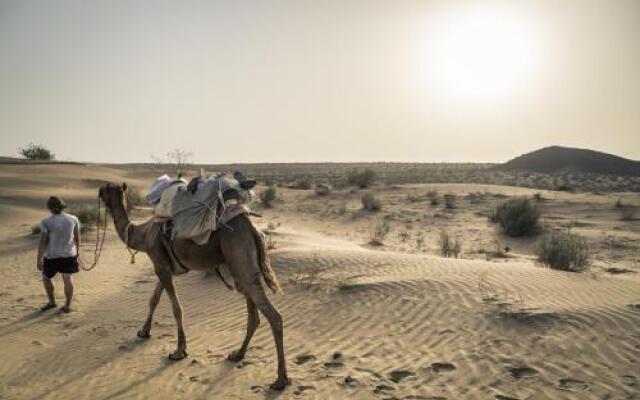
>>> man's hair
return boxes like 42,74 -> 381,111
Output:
47,196 -> 67,214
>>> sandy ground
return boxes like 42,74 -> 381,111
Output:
1,163 -> 639,400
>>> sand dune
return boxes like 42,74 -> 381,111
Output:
1,164 -> 639,399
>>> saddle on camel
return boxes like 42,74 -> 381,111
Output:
97,172 -> 290,390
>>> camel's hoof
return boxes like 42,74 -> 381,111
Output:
168,350 -> 188,361
227,350 -> 245,362
137,330 -> 151,339
269,377 -> 291,391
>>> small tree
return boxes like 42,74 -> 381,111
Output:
19,143 -> 54,160
151,148 -> 193,177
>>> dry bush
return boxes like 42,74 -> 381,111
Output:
31,224 -> 42,235
69,204 -> 103,230
444,194 -> 457,209
398,231 -> 410,242
438,230 -> 462,258
125,186 -> 145,209
415,231 -> 425,249
19,143 -> 54,160
314,184 -> 331,196
347,168 -> 376,189
427,190 -> 439,206
259,185 -> 278,207
494,197 -> 540,237
369,220 -> 391,246
361,192 -> 381,211
535,230 -> 591,272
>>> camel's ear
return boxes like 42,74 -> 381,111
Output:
122,182 -> 128,192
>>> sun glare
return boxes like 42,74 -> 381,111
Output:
418,4 -> 545,106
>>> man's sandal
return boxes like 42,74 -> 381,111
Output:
40,303 -> 56,312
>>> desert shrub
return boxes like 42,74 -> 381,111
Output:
620,206 -> 638,221
361,192 -> 381,211
31,224 -> 42,235
369,220 -> 390,246
444,194 -> 457,209
535,230 -> 591,272
427,191 -> 439,206
494,197 -> 540,237
415,231 -> 425,249
347,168 -> 376,189
125,186 -> 145,209
266,235 -> 278,250
533,193 -> 543,201
614,198 -> 624,208
438,230 -> 462,258
259,185 -> 278,207
70,204 -> 102,228
19,143 -> 54,160
398,231 -> 410,242
315,184 -> 331,196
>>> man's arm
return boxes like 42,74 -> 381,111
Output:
73,224 -> 81,257
37,231 -> 48,271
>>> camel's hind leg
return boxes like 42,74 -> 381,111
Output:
246,281 -> 289,390
137,281 -> 164,338
157,271 -> 188,360
228,297 -> 260,362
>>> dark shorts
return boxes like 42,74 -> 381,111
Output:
43,256 -> 79,279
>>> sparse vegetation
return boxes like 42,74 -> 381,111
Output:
125,186 -> 145,209
535,230 -> 591,272
427,191 -> 439,206
438,230 -> 462,258
494,197 -> 540,237
398,231 -> 410,242
369,220 -> 390,246
315,184 -> 331,196
266,235 -> 278,250
444,194 -> 457,209
19,143 -> 54,161
361,192 -> 381,211
259,185 -> 278,207
347,168 -> 376,189
70,204 -> 102,229
31,224 -> 42,235
415,231 -> 425,249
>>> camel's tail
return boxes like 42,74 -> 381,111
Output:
248,218 -> 282,294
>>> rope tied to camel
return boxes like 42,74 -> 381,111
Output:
83,196 -> 107,271
123,222 -> 139,264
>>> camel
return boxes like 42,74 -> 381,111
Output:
98,182 -> 290,390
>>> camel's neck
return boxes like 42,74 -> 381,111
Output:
108,200 -> 146,252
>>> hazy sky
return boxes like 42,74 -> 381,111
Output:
1,0 -> 639,163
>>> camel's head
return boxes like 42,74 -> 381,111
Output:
98,182 -> 128,211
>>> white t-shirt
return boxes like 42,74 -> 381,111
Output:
40,212 -> 81,258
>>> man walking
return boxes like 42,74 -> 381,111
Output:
37,196 -> 81,313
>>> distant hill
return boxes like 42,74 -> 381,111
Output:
501,146 -> 640,176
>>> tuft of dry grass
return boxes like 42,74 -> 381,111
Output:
361,192 -> 381,211
369,220 -> 390,246
438,230 -> 462,258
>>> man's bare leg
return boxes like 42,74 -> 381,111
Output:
61,273 -> 74,313
41,275 -> 56,311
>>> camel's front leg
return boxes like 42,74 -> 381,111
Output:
160,274 -> 188,360
137,281 -> 164,338
228,297 -> 260,362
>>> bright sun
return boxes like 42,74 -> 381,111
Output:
418,4 -> 545,106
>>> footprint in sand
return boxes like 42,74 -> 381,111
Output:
389,369 -> 415,383
431,362 -> 456,373
495,395 -> 520,400
508,366 -> 538,379
295,353 -> 316,365
622,375 -> 637,387
373,383 -> 394,395
293,385 -> 315,395
323,352 -> 344,368
558,378 -> 589,391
